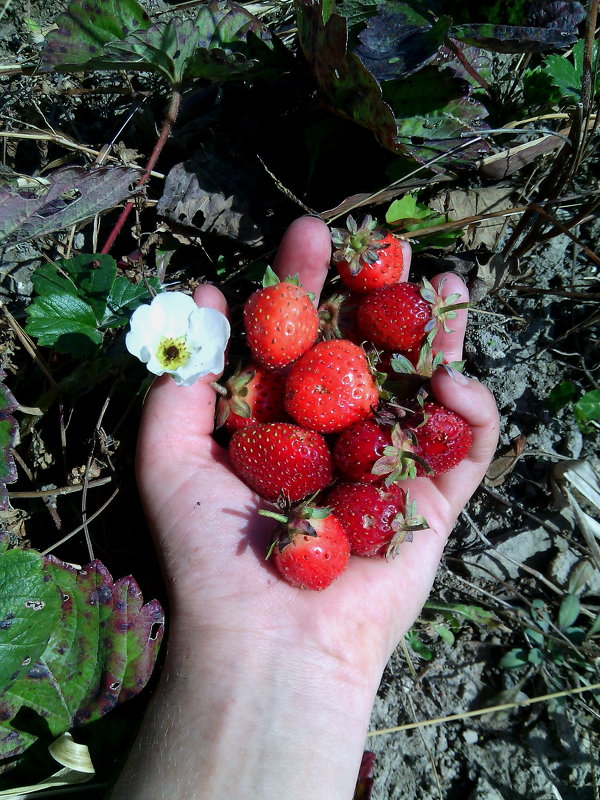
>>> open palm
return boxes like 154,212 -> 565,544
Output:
135,216 -> 499,680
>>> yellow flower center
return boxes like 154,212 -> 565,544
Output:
156,336 -> 191,370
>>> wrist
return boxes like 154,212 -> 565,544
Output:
112,624 -> 380,800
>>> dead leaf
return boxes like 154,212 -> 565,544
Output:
156,148 -> 265,246
429,186 -> 514,250
550,459 -> 600,572
485,434 -> 526,487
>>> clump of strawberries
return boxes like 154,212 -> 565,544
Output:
216,215 -> 473,591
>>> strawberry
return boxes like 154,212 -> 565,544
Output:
244,269 -> 318,370
263,505 -> 350,590
332,419 -> 391,483
284,339 -> 379,434
331,215 -> 404,293
357,279 -> 466,352
228,422 -> 333,502
404,401 -> 473,476
216,363 -> 286,433
326,482 -> 427,558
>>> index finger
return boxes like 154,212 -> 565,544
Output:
273,216 -> 332,304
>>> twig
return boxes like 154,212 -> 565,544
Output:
8,477 -> 112,499
41,486 -> 120,556
367,682 -> 600,736
100,89 -> 182,255
0,300 -> 59,392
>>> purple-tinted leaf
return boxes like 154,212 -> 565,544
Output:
526,0 -> 586,29
0,550 -> 164,769
355,5 -> 451,80
0,166 -> 140,246
450,23 -> 581,53
41,0 -> 151,70
0,369 -> 17,510
296,2 -> 407,156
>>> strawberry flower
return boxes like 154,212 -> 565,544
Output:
126,292 -> 230,386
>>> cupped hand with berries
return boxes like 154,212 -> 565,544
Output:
112,216 -> 499,800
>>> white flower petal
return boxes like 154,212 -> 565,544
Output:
126,292 -> 230,386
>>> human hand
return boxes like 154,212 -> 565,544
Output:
114,215 -> 499,800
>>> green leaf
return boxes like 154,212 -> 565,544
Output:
322,0 -> 336,24
544,52 -> 581,101
25,294 -> 103,355
0,549 -> 62,693
42,0 -> 275,85
499,648 -> 528,668
0,551 -> 164,767
525,627 -> 545,646
41,0 -> 152,69
546,380 -> 576,413
432,624 -> 455,646
574,390 -> 600,424
587,612 -> 600,638
424,601 -> 498,628
558,594 -> 580,630
527,648 -> 544,665
405,632 -> 434,660
102,275 -> 160,327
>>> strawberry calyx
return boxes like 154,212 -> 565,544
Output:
371,423 -> 434,483
331,215 -> 390,276
260,500 -> 333,557
420,277 -> 470,345
215,364 -> 256,427
386,490 -> 429,559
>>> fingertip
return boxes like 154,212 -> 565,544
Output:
192,283 -> 228,317
398,238 -> 412,281
273,215 -> 332,302
430,272 -> 469,362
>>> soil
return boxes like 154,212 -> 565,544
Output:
1,1 -> 599,798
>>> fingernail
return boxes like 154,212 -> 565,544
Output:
440,365 -> 470,385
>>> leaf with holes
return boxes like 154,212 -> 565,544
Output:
449,22 -> 583,53
0,545 -> 164,770
0,166 -> 140,247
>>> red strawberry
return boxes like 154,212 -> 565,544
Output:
285,339 -> 379,434
404,401 -> 473,476
333,419 -> 391,483
264,506 -> 350,590
326,482 -> 427,558
216,363 -> 286,433
244,270 -> 318,370
357,279 -> 466,352
331,215 -> 404,294
228,423 -> 333,502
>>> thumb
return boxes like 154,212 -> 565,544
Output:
137,284 -> 229,482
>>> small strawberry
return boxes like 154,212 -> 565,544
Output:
285,339 -> 379,434
357,279 -> 466,352
262,505 -> 350,590
404,401 -> 473,476
331,215 -> 404,293
326,482 -> 428,558
332,419 -> 391,483
228,422 -> 333,502
244,268 -> 319,370
216,362 -> 286,433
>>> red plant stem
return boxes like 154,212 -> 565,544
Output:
100,89 -> 182,255
444,38 -> 490,91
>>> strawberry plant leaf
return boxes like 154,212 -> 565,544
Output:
24,294 -> 103,356
386,194 -> 463,248
499,648 -> 529,668
41,0 -> 152,69
573,390 -> 600,428
383,69 -> 490,166
0,547 -> 164,768
0,166 -> 140,246
296,2 -> 409,157
558,594 -> 581,631
546,380 -> 577,413
543,41 -> 599,103
449,23 -> 582,53
0,370 -> 17,511
354,4 -> 451,81
25,255 -> 160,354
42,0 -> 276,86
